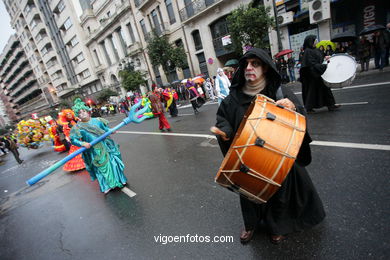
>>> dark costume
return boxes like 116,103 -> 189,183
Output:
215,48 -> 325,237
300,35 -> 337,111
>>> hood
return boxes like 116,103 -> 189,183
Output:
303,35 -> 316,50
230,47 -> 281,99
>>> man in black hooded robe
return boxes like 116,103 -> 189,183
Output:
212,48 -> 325,244
300,35 -> 340,112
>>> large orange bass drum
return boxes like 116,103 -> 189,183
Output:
215,95 -> 306,204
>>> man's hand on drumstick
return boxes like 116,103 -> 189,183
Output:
210,126 -> 230,141
276,98 -> 296,111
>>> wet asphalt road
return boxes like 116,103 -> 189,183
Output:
0,68 -> 389,259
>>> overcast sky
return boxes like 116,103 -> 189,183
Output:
0,1 -> 15,53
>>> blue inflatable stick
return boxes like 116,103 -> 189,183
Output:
26,101 -> 149,186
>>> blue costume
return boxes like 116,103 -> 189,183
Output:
70,117 -> 127,192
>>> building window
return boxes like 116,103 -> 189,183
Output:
117,27 -> 127,53
29,19 -> 37,29
35,33 -> 42,42
140,19 -> 148,39
57,0 -> 65,13
192,30 -> 203,51
151,9 -> 162,35
196,52 -> 209,77
23,4 -> 31,14
63,18 -> 72,31
75,53 -> 85,63
82,69 -> 90,79
165,0 -> 176,24
126,23 -> 136,43
70,36 -> 79,47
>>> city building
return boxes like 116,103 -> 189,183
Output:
0,34 -> 48,120
266,0 -> 389,60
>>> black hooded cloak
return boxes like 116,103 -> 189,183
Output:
300,35 -> 336,110
215,48 -> 325,235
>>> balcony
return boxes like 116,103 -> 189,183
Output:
212,35 -> 234,58
179,0 -> 221,23
127,41 -> 142,56
134,0 -> 159,12
88,4 -> 131,44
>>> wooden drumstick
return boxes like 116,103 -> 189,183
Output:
210,126 -> 229,141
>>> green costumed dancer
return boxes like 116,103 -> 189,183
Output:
70,98 -> 127,194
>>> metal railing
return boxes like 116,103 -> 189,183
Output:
179,0 -> 218,22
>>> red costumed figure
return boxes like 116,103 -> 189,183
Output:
58,109 -> 86,172
47,118 -> 67,152
148,90 -> 172,132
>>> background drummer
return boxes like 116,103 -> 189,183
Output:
300,35 -> 341,112
211,47 -> 325,244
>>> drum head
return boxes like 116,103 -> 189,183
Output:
322,54 -> 356,84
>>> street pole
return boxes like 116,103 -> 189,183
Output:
272,0 -> 283,52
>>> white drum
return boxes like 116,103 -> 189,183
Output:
321,54 -> 357,88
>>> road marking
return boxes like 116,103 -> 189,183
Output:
117,130 -> 216,139
294,81 -> 390,95
117,131 -> 390,151
338,102 -> 368,106
121,187 -> 137,197
311,141 -> 390,151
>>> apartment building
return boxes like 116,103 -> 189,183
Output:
3,0 -> 102,107
79,0 -> 251,91
79,0 -> 151,95
0,34 -> 48,120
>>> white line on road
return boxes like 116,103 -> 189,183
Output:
117,131 -> 390,151
294,81 -> 390,95
311,141 -> 390,151
338,102 -> 368,106
117,130 -> 216,139
121,187 -> 137,197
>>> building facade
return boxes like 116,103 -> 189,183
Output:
0,34 -> 48,120
267,0 -> 390,60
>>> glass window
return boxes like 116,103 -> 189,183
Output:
76,53 -> 85,63
82,69 -> 90,79
165,0 -> 176,24
126,23 -> 135,43
192,30 -> 203,51
140,19 -> 148,38
57,0 -> 65,12
151,10 -> 161,35
70,36 -> 79,47
64,18 -> 72,30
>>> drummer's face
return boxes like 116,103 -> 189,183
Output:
244,58 -> 266,86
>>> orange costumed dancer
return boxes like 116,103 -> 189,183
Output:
47,118 -> 67,152
58,109 -> 86,172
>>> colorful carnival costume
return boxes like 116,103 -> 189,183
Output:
140,96 -> 154,119
47,117 -> 67,152
70,98 -> 127,193
58,109 -> 86,172
17,119 -> 47,149
162,87 -> 178,117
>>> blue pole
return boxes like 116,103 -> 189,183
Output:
26,101 -> 149,186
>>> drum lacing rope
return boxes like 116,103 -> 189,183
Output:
222,172 -> 267,203
221,150 -> 281,187
232,121 -> 296,159
247,114 -> 305,132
